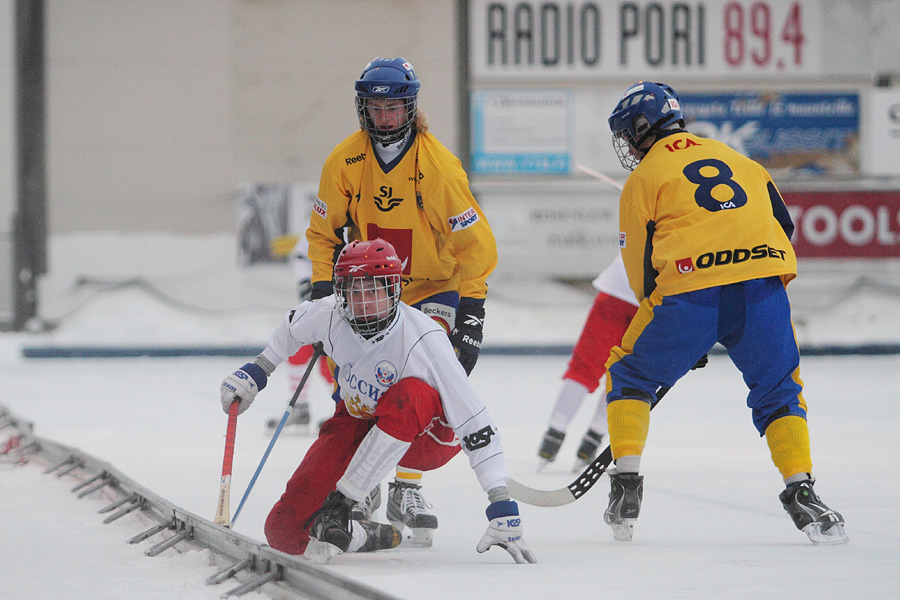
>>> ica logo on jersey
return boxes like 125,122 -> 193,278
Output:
664,138 -> 700,152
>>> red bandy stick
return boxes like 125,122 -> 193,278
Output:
214,401 -> 239,527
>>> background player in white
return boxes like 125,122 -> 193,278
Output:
220,239 -> 535,563
266,234 -> 334,431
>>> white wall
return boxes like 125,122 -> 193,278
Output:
45,0 -> 459,235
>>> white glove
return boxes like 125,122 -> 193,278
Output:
476,500 -> 536,564
220,362 -> 268,415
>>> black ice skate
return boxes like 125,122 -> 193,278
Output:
604,473 -> 643,542
573,429 -> 604,472
350,484 -> 382,521
356,520 -> 402,552
779,479 -> 848,545
305,490 -> 355,562
537,427 -> 565,471
266,403 -> 311,433
387,481 -> 437,547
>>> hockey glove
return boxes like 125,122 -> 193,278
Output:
297,278 -> 312,303
449,297 -> 485,376
476,500 -> 536,564
310,280 -> 333,301
220,362 -> 268,415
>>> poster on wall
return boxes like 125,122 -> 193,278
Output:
867,90 -> 900,176
236,182 -> 317,266
470,89 -> 572,174
680,92 -> 859,178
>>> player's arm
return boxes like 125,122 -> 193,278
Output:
307,161 -> 352,299
766,178 -> 795,240
618,181 -> 653,303
422,336 -> 536,564
430,174 -> 498,374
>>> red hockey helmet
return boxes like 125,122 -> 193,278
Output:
333,239 -> 403,337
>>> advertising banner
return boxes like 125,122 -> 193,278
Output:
681,92 -> 859,177
867,90 -> 900,176
471,89 -> 572,174
470,0 -> 824,80
784,190 -> 900,258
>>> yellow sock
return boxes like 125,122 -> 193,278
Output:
607,399 -> 650,460
395,467 -> 423,485
765,415 -> 812,480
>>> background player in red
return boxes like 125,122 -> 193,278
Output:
537,255 -> 638,471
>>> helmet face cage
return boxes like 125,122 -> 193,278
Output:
335,273 -> 402,337
355,57 -> 420,144
333,239 -> 404,337
608,82 -> 684,171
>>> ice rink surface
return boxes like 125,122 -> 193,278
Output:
3,346 -> 899,599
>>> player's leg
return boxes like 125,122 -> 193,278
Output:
539,293 -> 636,466
374,377 -> 461,547
268,344 -> 317,431
724,277 -> 847,544
264,403 -> 369,555
603,289 -> 717,541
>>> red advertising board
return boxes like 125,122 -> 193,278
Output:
783,191 -> 900,258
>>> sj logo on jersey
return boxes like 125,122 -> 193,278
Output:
676,258 -> 694,273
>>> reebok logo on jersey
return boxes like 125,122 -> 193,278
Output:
463,425 -> 496,451
344,152 -> 366,165
448,208 -> 479,232
676,258 -> 694,273
313,197 -> 327,219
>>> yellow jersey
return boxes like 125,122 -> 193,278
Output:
308,130 -> 497,305
619,131 -> 796,302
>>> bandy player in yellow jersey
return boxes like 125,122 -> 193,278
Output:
302,57 -> 498,546
602,81 -> 847,546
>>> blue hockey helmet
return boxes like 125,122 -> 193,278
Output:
355,57 -> 421,144
608,81 -> 684,170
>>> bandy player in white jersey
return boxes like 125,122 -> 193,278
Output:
220,238 -> 535,564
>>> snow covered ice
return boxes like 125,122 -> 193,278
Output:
2,233 -> 900,599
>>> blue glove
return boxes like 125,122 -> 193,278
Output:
311,280 -> 333,300
220,362 -> 268,415
476,500 -> 536,564
449,297 -> 485,376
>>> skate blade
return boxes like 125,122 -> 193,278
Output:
536,458 -> 553,473
303,538 -> 344,563
400,528 -> 434,548
803,522 -> 849,545
610,519 -> 635,542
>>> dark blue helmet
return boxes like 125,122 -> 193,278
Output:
608,81 -> 684,170
355,57 -> 420,144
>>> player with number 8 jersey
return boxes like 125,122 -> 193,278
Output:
616,108 -> 796,301
601,81 -> 846,546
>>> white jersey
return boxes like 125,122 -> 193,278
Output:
290,235 -> 312,282
260,296 -> 510,492
591,254 -> 639,307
